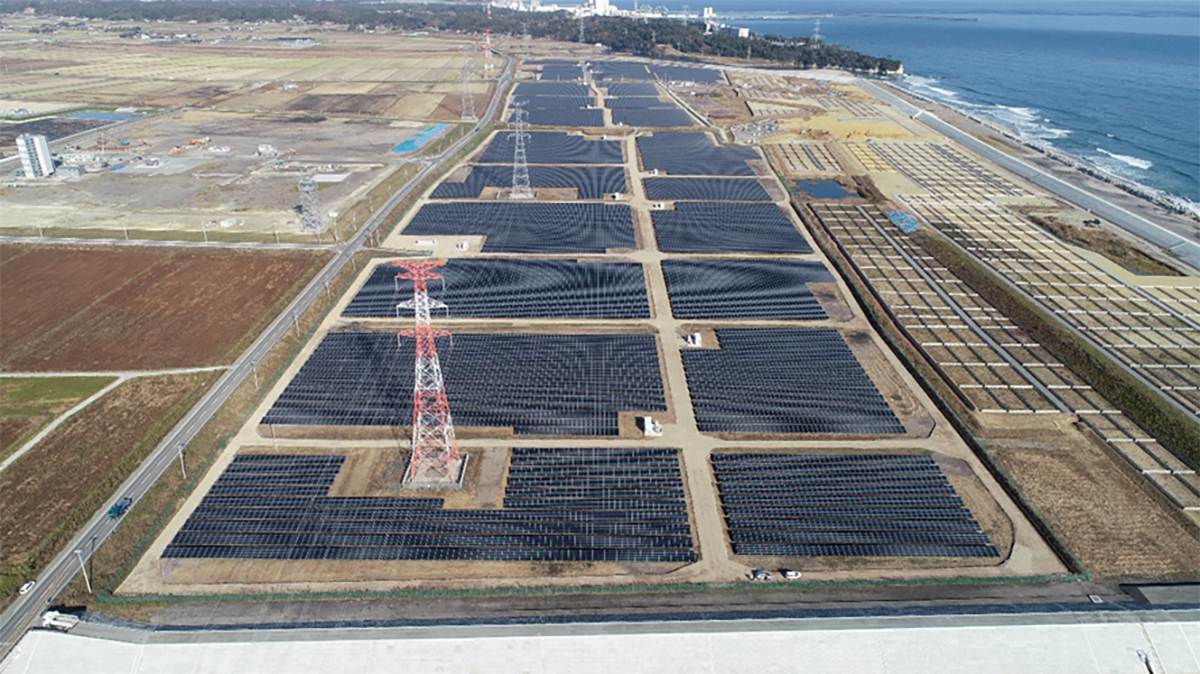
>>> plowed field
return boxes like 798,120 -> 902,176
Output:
0,245 -> 329,371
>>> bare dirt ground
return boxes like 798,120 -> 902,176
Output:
0,244 -> 329,371
0,372 -> 216,572
987,429 -> 1200,578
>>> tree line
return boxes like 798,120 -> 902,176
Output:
4,0 -> 902,74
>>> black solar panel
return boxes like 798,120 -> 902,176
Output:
652,202 -> 812,253
263,332 -> 667,435
682,329 -> 904,435
613,108 -> 697,127
605,83 -> 659,96
519,108 -> 604,128
513,95 -> 597,109
637,133 -> 758,176
662,259 -> 833,320
515,82 -> 590,96
478,131 -> 623,165
712,453 -> 998,559
403,202 -> 635,253
606,97 -> 676,109
344,259 -> 649,319
430,165 -> 626,199
165,449 -> 695,563
643,177 -> 772,202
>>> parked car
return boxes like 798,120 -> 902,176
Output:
750,569 -> 773,581
781,569 -> 802,580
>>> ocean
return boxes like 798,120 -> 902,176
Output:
618,0 -> 1200,215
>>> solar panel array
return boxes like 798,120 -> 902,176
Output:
478,131 -> 623,165
682,329 -> 905,434
712,453 -> 999,558
606,97 -> 675,109
612,108 -> 697,128
263,332 -> 667,436
344,259 -> 650,319
164,450 -> 695,562
652,203 -> 812,253
518,108 -> 604,128
591,61 -> 722,84
430,165 -> 627,199
531,60 -> 584,81
515,82 -> 590,96
637,133 -> 758,176
643,177 -> 772,202
661,260 -> 833,320
403,202 -> 635,253
513,95 -> 597,109
605,83 -> 659,96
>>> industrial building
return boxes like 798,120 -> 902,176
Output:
15,133 -> 54,178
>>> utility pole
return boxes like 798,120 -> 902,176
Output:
461,48 -> 477,121
74,549 -> 92,594
177,443 -> 187,479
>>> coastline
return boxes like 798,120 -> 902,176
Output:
880,78 -> 1200,222
864,78 -> 1200,252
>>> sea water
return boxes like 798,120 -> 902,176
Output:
621,0 -> 1200,214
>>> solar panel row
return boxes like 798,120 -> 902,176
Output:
263,332 -> 667,436
403,202 -> 635,253
344,259 -> 650,320
682,329 -> 905,435
430,165 -> 626,199
478,131 -> 623,165
713,453 -> 998,559
612,109 -> 697,128
637,133 -> 757,176
165,449 -> 695,563
661,259 -> 832,320
643,177 -> 772,202
652,203 -> 812,253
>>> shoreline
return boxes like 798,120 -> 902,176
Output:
879,77 -> 1200,222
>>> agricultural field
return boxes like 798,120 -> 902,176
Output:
0,372 -> 217,598
0,376 -> 115,459
0,245 -> 330,371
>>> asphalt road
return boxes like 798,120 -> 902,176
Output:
858,80 -> 1200,271
0,60 -> 511,661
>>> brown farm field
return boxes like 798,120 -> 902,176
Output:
0,371 -> 216,597
0,244 -> 330,372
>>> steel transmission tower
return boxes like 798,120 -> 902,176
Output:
483,29 -> 494,77
578,16 -> 586,43
298,175 -> 322,232
509,103 -> 534,199
394,260 -> 462,485
460,49 -> 477,121
811,18 -> 823,44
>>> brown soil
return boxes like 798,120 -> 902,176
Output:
989,433 -> 1199,578
0,417 -> 39,454
0,245 -> 329,371
0,372 -> 216,569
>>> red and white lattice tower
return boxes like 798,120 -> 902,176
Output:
483,29 -> 494,77
394,260 -> 462,484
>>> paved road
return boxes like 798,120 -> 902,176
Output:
858,80 -> 1200,271
0,60 -> 512,662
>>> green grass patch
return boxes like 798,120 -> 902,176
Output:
0,376 -> 116,459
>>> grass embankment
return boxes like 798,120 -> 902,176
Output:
1024,214 -> 1182,277
52,250 -> 374,614
0,376 -> 115,460
917,230 -> 1200,469
0,372 -> 216,604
